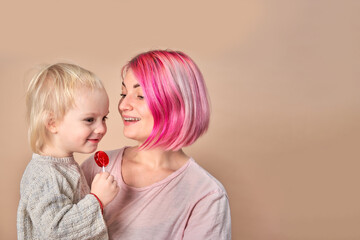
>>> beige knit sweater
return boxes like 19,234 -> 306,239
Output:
17,154 -> 108,240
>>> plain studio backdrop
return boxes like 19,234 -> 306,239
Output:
1,0 -> 359,239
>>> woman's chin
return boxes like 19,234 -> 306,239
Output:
123,132 -> 147,143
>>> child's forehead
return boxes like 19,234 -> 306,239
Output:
73,87 -> 107,101
74,86 -> 106,94
71,88 -> 108,111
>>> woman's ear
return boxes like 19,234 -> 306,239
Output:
45,112 -> 58,134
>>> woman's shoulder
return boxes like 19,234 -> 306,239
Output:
105,148 -> 126,160
185,159 -> 228,196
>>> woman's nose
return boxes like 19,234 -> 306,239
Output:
118,96 -> 133,112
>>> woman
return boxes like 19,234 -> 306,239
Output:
81,50 -> 231,239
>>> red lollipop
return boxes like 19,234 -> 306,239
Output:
94,151 -> 109,172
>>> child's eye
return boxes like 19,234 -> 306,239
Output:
120,93 -> 126,98
102,116 -> 108,121
85,118 -> 94,123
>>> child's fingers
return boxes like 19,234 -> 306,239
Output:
99,171 -> 110,179
112,180 -> 119,189
93,173 -> 101,182
107,174 -> 114,183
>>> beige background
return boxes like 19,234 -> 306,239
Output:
1,0 -> 360,239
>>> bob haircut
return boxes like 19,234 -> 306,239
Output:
121,50 -> 210,151
26,63 -> 105,154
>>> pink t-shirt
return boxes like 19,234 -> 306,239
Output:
81,148 -> 231,239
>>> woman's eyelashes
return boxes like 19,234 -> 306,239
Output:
120,93 -> 144,100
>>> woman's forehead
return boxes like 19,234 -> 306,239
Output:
122,70 -> 142,90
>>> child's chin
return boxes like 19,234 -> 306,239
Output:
80,147 -> 98,154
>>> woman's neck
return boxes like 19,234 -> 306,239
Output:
126,146 -> 189,171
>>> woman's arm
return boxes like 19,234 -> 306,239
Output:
183,190 -> 232,240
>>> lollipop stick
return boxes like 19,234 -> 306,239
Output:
102,166 -> 105,172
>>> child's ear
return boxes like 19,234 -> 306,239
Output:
45,112 -> 58,134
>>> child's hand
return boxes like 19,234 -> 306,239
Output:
91,172 -> 119,207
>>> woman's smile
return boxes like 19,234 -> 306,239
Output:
122,115 -> 141,125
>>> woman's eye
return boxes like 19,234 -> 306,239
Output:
103,116 -> 108,121
120,93 -> 126,98
138,95 -> 144,100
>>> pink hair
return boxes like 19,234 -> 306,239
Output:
122,50 -> 210,150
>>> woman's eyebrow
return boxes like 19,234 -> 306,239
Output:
122,82 -> 140,88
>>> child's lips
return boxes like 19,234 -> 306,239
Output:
87,138 -> 100,143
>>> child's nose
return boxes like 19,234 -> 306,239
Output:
94,121 -> 107,135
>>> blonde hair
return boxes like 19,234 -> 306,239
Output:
26,63 -> 105,153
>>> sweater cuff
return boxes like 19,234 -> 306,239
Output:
90,193 -> 103,214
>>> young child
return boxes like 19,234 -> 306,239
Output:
17,63 -> 119,239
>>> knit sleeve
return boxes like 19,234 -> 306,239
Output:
81,154 -> 97,187
183,190 -> 232,240
24,167 -> 108,239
